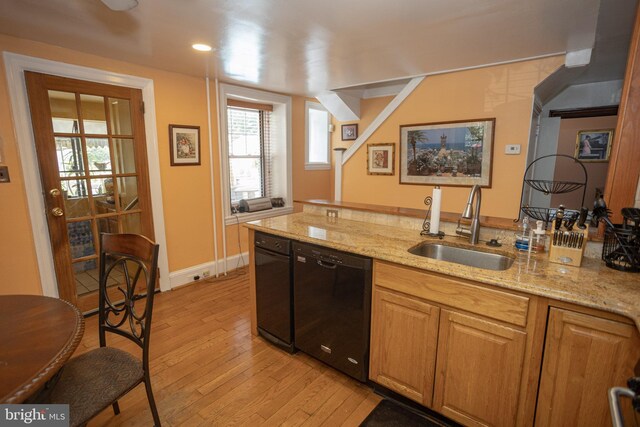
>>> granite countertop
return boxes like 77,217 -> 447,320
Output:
246,212 -> 640,330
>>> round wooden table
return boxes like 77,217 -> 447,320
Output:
0,295 -> 84,403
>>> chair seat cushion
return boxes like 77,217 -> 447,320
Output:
48,347 -> 144,426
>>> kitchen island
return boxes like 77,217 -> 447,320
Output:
245,210 -> 640,426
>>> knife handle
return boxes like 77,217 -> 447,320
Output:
578,207 -> 588,229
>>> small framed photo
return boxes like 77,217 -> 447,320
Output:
367,143 -> 395,175
169,125 -> 200,166
341,124 -> 358,141
575,129 -> 613,162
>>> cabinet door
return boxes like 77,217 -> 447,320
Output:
370,287 -> 440,406
433,310 -> 527,427
536,308 -> 640,427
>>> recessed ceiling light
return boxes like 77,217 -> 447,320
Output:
192,44 -> 213,52
100,0 -> 138,11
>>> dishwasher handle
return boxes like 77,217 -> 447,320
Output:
609,386 -> 638,427
317,259 -> 337,269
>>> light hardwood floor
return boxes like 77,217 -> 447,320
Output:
78,268 -> 381,426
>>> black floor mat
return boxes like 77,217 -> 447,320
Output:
360,399 -> 450,427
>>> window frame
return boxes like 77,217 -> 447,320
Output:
218,83 -> 293,225
226,106 -> 266,204
304,101 -> 331,170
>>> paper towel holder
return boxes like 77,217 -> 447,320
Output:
421,193 -> 445,238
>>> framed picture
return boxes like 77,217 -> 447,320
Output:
575,129 -> 613,162
399,119 -> 495,187
367,143 -> 395,175
341,124 -> 358,141
169,124 -> 200,166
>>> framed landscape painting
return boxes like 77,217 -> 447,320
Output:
399,119 -> 495,187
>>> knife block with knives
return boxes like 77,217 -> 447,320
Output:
548,216 -> 589,267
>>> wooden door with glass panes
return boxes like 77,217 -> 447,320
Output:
25,72 -> 154,312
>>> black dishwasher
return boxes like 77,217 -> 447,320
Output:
293,241 -> 372,382
255,232 -> 294,353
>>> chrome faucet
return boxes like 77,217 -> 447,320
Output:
456,184 -> 482,244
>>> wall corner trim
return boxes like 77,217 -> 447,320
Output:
341,76 -> 425,165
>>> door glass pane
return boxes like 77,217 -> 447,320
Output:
73,258 -> 99,296
97,214 -> 119,235
80,94 -> 107,134
61,179 -> 91,218
67,220 -> 95,260
109,98 -> 132,136
86,138 -> 111,175
117,176 -> 139,211
91,177 -> 115,198
113,138 -> 136,174
121,213 -> 142,234
63,194 -> 91,219
56,136 -> 85,177
48,90 -> 79,133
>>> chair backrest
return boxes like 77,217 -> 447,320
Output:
98,233 -> 159,367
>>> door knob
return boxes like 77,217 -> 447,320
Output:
49,188 -> 61,197
51,207 -> 64,217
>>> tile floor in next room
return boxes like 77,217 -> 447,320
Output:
78,267 -> 381,426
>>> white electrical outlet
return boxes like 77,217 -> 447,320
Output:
505,144 -> 521,155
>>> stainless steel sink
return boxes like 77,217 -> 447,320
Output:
408,242 -> 515,271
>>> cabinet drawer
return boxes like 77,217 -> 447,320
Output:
374,260 -> 529,327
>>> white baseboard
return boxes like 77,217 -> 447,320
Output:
168,252 -> 249,289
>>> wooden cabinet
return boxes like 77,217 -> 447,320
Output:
536,308 -> 640,427
433,309 -> 527,427
371,261 -> 533,425
370,260 -> 640,427
369,287 -> 439,406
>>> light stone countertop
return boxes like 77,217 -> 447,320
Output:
246,212 -> 640,330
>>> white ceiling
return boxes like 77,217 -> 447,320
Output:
0,0 -> 634,96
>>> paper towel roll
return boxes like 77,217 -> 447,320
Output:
431,186 -> 442,234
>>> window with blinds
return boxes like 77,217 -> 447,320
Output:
226,100 -> 272,206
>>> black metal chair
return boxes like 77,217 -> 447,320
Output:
47,233 -> 161,427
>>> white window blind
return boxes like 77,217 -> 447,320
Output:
227,106 -> 272,205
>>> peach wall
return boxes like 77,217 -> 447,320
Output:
293,97 -> 332,202
341,57 -> 564,219
330,96 -> 393,198
0,33 -> 329,295
551,116 -> 617,208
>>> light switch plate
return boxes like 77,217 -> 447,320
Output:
0,165 -> 9,183
505,144 -> 521,155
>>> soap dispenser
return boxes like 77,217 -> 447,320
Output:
531,220 -> 547,253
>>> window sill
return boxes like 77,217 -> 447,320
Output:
304,163 -> 331,171
225,206 -> 294,226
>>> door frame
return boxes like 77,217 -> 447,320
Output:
3,52 -> 170,295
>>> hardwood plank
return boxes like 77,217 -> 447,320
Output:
81,267 -> 380,426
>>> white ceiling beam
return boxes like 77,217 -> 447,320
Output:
565,48 -> 593,68
316,91 -> 361,121
342,76 -> 425,165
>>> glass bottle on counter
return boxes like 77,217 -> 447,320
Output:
515,216 -> 530,251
